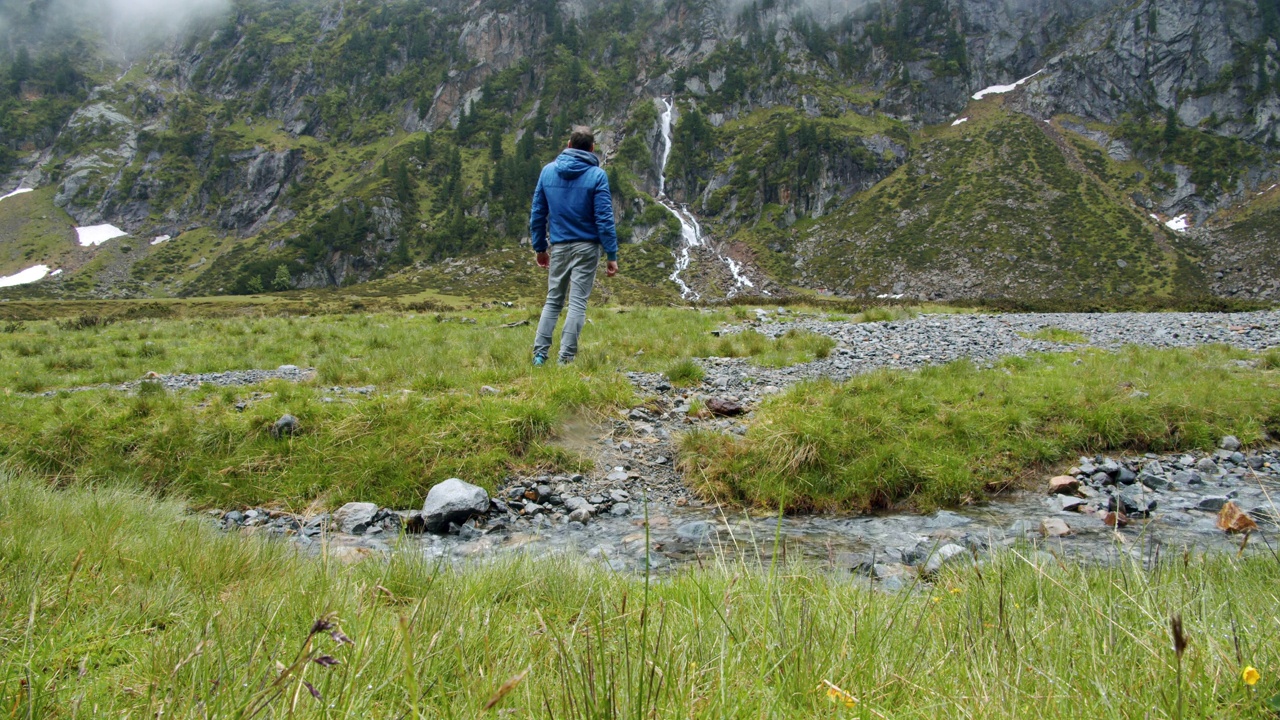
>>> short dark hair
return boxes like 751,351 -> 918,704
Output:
569,127 -> 594,151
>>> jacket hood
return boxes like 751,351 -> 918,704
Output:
554,148 -> 600,179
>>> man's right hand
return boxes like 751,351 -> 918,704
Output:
605,260 -> 619,277
535,251 -> 550,268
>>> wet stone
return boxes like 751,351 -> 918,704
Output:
676,521 -> 721,543
1058,496 -> 1088,513
1173,470 -> 1204,486
333,502 -> 378,535
1139,473 -> 1170,490
1040,518 -> 1072,537
923,544 -> 968,575
1197,496 -> 1230,512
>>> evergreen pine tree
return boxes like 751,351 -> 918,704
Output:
1162,105 -> 1180,147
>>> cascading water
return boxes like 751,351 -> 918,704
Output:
655,98 -> 756,299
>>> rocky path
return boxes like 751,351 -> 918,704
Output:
217,310 -> 1280,581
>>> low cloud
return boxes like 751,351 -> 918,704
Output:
1,0 -> 232,55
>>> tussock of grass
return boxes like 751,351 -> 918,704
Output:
1262,350 -> 1280,370
857,305 -> 918,323
665,357 -> 705,386
681,346 -> 1280,512
1022,326 -> 1089,344
704,328 -> 835,367
3,474 -> 1279,718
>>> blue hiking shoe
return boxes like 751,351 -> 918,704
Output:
532,354 -> 547,367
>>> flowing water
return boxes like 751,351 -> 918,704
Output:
655,98 -> 757,299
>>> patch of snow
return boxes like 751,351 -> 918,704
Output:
876,293 -> 906,300
1165,214 -> 1190,232
0,265 -> 51,288
972,70 -> 1043,100
1149,213 -> 1159,220
75,224 -> 128,247
151,235 -> 171,245
951,117 -> 969,126
50,268 -> 62,276
0,187 -> 33,203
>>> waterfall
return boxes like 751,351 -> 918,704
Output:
654,97 -> 756,300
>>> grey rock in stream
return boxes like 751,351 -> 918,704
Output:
422,478 -> 490,533
333,502 -> 378,534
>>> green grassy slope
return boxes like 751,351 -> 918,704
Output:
799,102 -> 1204,301
0,187 -> 78,278
1196,184 -> 1280,300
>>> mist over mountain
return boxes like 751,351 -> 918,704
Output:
0,0 -> 1276,304
0,0 -> 229,56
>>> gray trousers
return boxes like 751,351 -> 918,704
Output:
534,241 -> 602,362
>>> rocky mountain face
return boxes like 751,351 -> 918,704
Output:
0,0 -> 1275,303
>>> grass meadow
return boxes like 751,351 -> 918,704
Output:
0,305 -> 1277,511
681,345 -> 1280,512
0,306 -> 837,508
2,302 -> 1280,718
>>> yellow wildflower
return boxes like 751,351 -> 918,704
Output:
1243,666 -> 1260,686
949,587 -> 962,595
821,680 -> 857,708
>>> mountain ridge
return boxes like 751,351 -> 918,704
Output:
0,0 -> 1276,303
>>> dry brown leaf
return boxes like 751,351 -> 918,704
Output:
1217,501 -> 1258,534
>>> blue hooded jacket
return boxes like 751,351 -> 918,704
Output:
529,148 -> 619,261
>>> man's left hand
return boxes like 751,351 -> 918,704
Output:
605,260 -> 618,277
535,251 -> 550,268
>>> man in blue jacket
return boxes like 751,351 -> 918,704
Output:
528,127 -> 619,366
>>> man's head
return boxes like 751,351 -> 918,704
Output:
568,126 -> 595,152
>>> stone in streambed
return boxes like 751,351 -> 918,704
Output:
1172,470 -> 1204,486
1039,517 -> 1072,537
1048,476 -> 1080,495
1220,435 -> 1242,452
1197,496 -> 1230,512
1139,472 -> 1169,490
1058,496 -> 1088,513
676,521 -> 721,543
333,502 -> 378,534
922,544 -> 968,575
422,478 -> 490,533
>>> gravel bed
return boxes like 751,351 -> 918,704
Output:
37,365 -> 318,396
